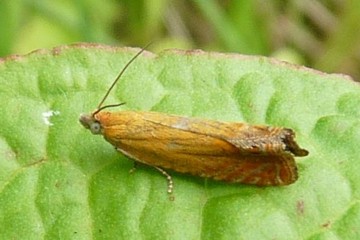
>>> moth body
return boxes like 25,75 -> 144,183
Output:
80,111 -> 308,186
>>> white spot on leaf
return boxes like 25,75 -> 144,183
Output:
42,110 -> 60,126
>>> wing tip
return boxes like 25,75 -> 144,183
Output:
283,129 -> 309,157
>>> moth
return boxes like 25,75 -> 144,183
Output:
80,47 -> 309,194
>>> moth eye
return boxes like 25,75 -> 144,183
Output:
90,122 -> 101,134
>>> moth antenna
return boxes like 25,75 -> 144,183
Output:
96,42 -> 152,110
92,102 -> 126,117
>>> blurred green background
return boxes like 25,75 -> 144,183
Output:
1,0 -> 359,81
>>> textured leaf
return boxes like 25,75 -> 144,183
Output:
0,44 -> 359,239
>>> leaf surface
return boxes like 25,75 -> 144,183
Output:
0,44 -> 359,239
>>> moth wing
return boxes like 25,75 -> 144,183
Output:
99,111 -> 298,185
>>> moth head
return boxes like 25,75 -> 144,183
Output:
79,113 -> 102,135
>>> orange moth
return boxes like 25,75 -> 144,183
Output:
79,47 -> 308,194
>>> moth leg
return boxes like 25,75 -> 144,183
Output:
129,161 -> 138,174
115,147 -> 174,199
153,166 -> 174,197
115,147 -> 139,174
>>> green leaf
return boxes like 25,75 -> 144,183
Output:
0,44 -> 359,239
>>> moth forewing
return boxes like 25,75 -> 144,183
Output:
88,110 -> 307,186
